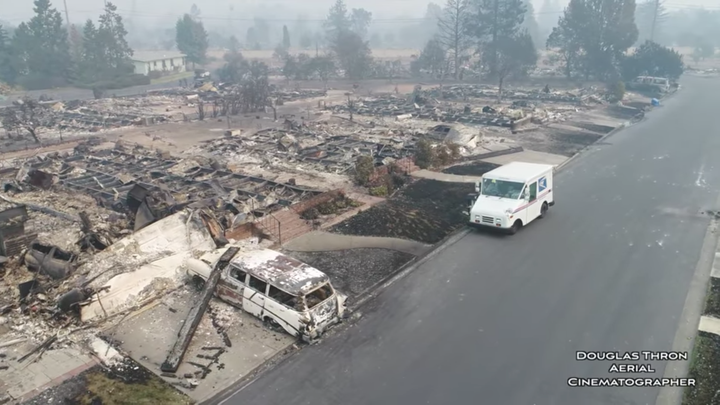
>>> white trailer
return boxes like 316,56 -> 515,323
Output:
465,162 -> 555,234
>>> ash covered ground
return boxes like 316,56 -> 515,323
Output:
284,248 -> 415,299
329,179 -> 472,244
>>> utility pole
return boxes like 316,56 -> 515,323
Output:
62,0 -> 71,28
650,0 -> 659,42
492,0 -> 499,76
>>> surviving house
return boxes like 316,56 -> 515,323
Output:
131,51 -> 187,76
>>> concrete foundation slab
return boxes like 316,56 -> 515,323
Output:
698,315 -> 720,336
108,288 -> 294,403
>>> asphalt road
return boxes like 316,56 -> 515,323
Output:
220,76 -> 720,405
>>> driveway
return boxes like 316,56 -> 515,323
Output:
217,76 -> 720,405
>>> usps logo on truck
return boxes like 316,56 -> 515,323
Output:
538,177 -> 547,192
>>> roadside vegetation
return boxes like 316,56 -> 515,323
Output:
683,278 -> 720,405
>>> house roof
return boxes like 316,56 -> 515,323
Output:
130,51 -> 186,63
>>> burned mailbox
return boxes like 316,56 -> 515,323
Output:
24,242 -> 77,280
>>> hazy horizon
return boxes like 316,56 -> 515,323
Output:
4,0 -> 719,27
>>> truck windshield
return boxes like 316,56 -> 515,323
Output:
481,178 -> 524,199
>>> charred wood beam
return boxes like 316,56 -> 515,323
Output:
160,246 -> 240,373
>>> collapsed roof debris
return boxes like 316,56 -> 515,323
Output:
13,143 -> 322,231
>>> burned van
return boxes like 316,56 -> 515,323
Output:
184,248 -> 346,341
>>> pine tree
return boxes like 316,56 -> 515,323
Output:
15,0 -> 72,85
98,2 -> 133,72
0,25 -> 18,85
176,14 -> 208,66
467,0 -> 527,75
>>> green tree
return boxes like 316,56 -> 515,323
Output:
551,0 -> 638,80
411,38 -> 447,78
546,4 -> 583,79
520,0 -> 542,48
466,0 -> 527,76
176,14 -> 208,67
282,25 -> 291,49
333,30 -> 373,79
324,0 -> 350,45
621,40 -> 683,80
0,25 -> 18,85
354,155 -> 374,185
217,38 -> 247,83
12,0 -> 72,88
97,2 -> 133,71
692,41 -> 714,63
350,8 -> 372,38
496,31 -> 537,100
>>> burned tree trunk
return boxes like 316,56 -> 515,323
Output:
197,101 -> 205,121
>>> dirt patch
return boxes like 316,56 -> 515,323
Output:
22,358 -> 192,405
329,179 -> 472,244
683,331 -> 720,405
284,248 -> 415,300
442,161 -> 500,176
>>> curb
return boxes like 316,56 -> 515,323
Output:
554,89 -> 679,173
654,158 -> 719,405
348,227 -> 471,312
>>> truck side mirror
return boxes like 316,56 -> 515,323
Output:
474,181 -> 480,193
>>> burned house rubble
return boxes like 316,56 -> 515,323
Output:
193,124 -> 418,174
16,146 -> 322,232
421,84 -> 605,104
327,95 -> 514,128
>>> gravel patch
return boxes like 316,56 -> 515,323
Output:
284,248 -> 415,299
329,179 -> 472,244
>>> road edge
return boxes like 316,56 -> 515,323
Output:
654,197 -> 720,405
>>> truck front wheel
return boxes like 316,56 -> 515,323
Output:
508,220 -> 522,235
540,202 -> 549,218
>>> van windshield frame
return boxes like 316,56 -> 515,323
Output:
303,283 -> 334,310
481,178 -> 525,199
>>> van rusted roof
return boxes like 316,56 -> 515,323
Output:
233,249 -> 329,295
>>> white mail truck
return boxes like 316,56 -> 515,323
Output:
465,162 -> 554,234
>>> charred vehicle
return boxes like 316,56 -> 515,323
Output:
184,247 -> 346,341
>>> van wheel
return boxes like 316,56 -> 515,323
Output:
264,317 -> 282,332
190,275 -> 206,291
508,220 -> 522,235
540,202 -> 549,218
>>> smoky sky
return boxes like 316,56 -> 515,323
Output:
4,0 -> 718,25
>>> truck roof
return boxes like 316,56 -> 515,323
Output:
483,162 -> 554,182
